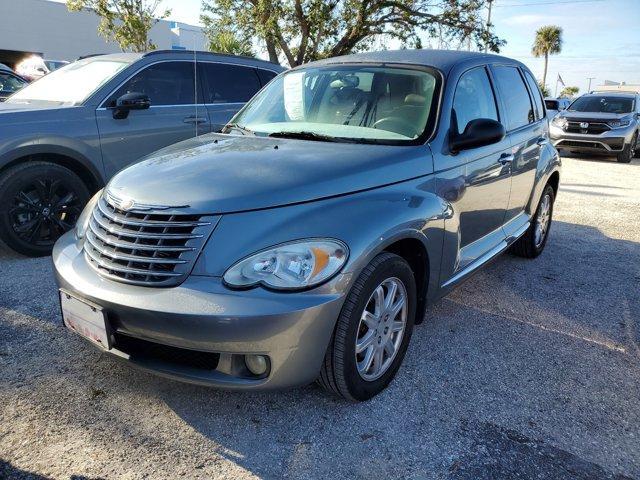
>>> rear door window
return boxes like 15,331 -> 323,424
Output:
257,69 -> 278,86
452,67 -> 499,135
523,70 -> 545,119
492,66 -> 535,130
201,63 -> 262,103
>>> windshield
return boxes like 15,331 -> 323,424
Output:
568,96 -> 634,114
228,65 -> 439,144
6,59 -> 129,106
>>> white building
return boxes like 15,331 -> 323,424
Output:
0,0 -> 207,66
594,81 -> 640,94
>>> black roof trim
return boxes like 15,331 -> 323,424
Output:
142,49 -> 279,66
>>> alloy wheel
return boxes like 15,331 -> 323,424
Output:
10,178 -> 82,247
534,193 -> 551,248
355,277 -> 408,381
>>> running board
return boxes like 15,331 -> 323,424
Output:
442,221 -> 530,289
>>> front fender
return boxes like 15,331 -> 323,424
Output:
191,176 -> 445,301
528,142 -> 561,213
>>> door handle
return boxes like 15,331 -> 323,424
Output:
536,136 -> 548,146
183,116 -> 207,124
499,153 -> 514,165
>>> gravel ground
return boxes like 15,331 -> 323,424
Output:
1,154 -> 639,480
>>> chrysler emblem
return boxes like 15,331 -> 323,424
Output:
119,198 -> 135,211
579,122 -> 589,129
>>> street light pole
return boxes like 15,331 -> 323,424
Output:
484,0 -> 494,53
587,77 -> 595,92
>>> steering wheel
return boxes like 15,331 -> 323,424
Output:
373,117 -> 418,137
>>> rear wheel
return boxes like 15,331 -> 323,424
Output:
318,252 -> 417,401
0,162 -> 90,256
511,184 -> 555,259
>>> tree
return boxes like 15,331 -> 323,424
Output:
560,86 -> 579,98
67,0 -> 171,52
201,0 -> 506,67
531,25 -> 562,90
538,81 -> 550,97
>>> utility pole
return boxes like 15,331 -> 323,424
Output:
587,77 -> 595,92
484,0 -> 493,53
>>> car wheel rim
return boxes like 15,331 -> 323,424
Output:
10,178 -> 82,246
355,277 -> 408,381
534,193 -> 551,248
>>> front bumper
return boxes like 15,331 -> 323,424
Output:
52,232 -> 348,390
549,123 -> 635,154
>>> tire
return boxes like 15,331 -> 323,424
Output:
318,252 -> 417,401
634,132 -> 640,158
511,184 -> 555,259
616,134 -> 636,163
0,161 -> 90,257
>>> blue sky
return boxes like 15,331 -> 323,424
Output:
55,0 -> 640,94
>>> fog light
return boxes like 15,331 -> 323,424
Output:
245,354 -> 268,376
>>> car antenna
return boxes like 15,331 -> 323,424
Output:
193,37 -> 198,137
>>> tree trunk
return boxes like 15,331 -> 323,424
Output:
266,37 -> 279,65
542,52 -> 548,88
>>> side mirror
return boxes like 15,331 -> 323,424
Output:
450,118 -> 506,153
112,92 -> 150,119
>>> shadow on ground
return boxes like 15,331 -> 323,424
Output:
1,219 -> 639,479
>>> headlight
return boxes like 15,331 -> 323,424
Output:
75,189 -> 102,240
223,239 -> 348,290
552,116 -> 567,129
607,117 -> 632,129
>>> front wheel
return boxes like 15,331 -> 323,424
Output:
511,184 -> 555,259
0,162 -> 90,256
318,253 -> 417,401
617,134 -> 636,163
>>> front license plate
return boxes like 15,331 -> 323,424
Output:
60,290 -> 110,350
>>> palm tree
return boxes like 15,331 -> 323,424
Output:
532,25 -> 563,90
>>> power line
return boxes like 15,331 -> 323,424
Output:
494,0 -> 605,7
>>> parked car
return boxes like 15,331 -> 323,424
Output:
550,91 -> 640,162
0,64 -> 28,101
44,59 -> 69,72
53,50 -> 561,401
0,50 -> 284,256
544,97 -> 570,118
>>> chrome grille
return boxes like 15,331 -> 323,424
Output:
565,121 -> 610,135
84,195 -> 216,286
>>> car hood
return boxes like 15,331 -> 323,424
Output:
106,133 -> 432,214
0,101 -> 74,114
561,111 -> 630,121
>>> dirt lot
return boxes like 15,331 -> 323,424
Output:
1,154 -> 639,480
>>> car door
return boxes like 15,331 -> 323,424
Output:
95,60 -> 209,178
437,66 -> 513,284
200,62 -> 265,132
491,65 -> 546,237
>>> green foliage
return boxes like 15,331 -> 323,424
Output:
67,0 -> 171,52
201,0 -> 505,67
538,81 -> 550,97
531,25 -> 562,86
560,86 -> 579,97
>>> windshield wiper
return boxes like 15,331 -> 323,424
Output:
222,123 -> 254,135
267,131 -> 353,142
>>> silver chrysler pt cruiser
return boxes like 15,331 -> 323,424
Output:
53,50 -> 561,401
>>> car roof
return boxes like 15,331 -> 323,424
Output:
78,51 -> 285,72
302,49 -> 526,74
